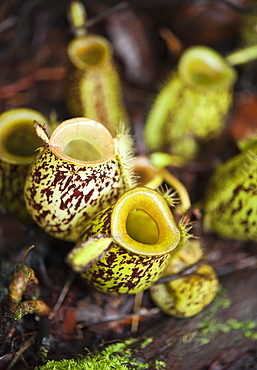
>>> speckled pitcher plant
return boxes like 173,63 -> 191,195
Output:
144,46 -> 237,160
0,108 -> 49,222
24,117 -> 136,242
66,186 -> 181,294
203,140 -> 257,241
66,33 -> 129,137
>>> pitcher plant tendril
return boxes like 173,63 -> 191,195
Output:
131,155 -> 191,214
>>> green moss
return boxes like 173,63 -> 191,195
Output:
198,318 -> 257,344
227,318 -> 242,330
140,337 -> 153,349
155,360 -> 166,369
209,286 -> 231,311
245,331 -> 257,340
35,339 -> 166,370
197,286 -> 231,332
181,331 -> 198,344
195,287 -> 257,345
198,337 -> 210,346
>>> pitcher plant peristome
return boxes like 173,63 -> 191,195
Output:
0,108 -> 49,222
24,117 -> 135,242
144,46 -> 237,160
66,187 -> 181,294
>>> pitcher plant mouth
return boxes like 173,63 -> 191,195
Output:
67,34 -> 113,70
178,46 -> 237,89
0,108 -> 48,165
49,117 -> 115,165
111,187 -> 180,256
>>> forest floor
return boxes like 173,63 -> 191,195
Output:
1,1 -> 257,369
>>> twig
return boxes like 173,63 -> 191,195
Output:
0,325 -> 16,353
159,27 -> 183,57
155,253 -> 257,286
217,0 -> 257,13
0,67 -> 66,99
49,272 -> 75,320
20,245 -> 35,264
0,17 -> 18,33
216,256 -> 257,277
155,260 -> 204,285
131,291 -> 144,333
86,2 -> 129,28
6,334 -> 35,370
78,307 -> 160,327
